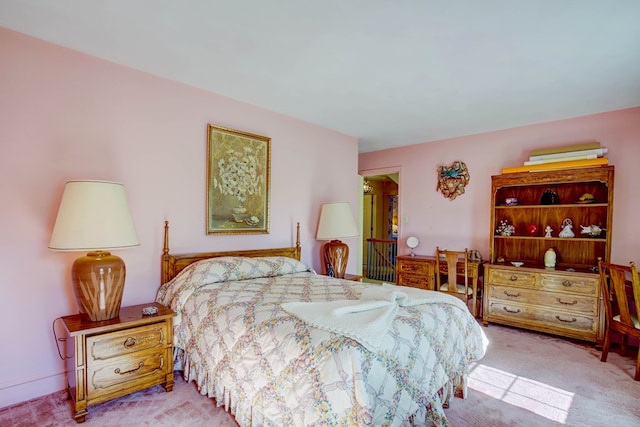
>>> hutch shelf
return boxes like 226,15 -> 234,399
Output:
483,165 -> 614,344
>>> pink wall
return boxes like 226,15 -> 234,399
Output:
359,107 -> 640,263
2,25 -> 638,408
0,28 -> 359,406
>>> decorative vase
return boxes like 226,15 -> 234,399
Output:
232,205 -> 247,223
541,189 -> 560,205
544,248 -> 557,268
526,224 -> 539,236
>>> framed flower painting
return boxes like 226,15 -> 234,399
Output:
206,124 -> 271,234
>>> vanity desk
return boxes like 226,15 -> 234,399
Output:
396,255 -> 485,317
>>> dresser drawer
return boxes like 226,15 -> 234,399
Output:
397,259 -> 431,275
488,285 -> 597,315
487,268 -> 538,288
88,323 -> 167,361
397,274 -> 431,290
540,273 -> 599,296
487,300 -> 598,337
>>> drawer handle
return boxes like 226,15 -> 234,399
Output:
123,337 -> 137,348
503,307 -> 521,314
115,362 -> 144,375
561,280 -> 572,288
555,315 -> 577,323
509,275 -> 518,281
557,298 -> 578,305
504,290 -> 520,298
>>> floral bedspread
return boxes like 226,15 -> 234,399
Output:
157,256 -> 486,427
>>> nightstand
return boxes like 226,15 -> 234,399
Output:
343,274 -> 363,282
61,302 -> 176,423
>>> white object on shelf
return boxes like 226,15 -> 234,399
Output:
544,248 -> 557,268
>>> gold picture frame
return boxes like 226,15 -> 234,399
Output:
206,124 -> 271,234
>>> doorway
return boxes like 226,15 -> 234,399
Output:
361,172 -> 399,283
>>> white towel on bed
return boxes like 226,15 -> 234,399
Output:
281,283 -> 468,353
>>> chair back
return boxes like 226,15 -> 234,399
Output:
435,247 -> 469,301
599,260 -> 640,332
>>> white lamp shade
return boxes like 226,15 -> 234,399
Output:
49,180 -> 139,251
316,202 -> 359,240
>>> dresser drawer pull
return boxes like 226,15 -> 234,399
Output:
557,298 -> 578,305
555,315 -> 577,323
503,307 -> 521,314
561,280 -> 572,287
115,362 -> 144,375
504,290 -> 520,298
509,275 -> 518,281
123,337 -> 137,348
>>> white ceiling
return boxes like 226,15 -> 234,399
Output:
2,1 -> 639,153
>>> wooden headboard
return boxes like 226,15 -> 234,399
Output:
161,221 -> 302,284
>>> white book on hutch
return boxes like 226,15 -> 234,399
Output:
527,148 -> 608,163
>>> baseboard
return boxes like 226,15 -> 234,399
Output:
0,371 -> 66,409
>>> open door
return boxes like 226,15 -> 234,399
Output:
360,170 -> 399,283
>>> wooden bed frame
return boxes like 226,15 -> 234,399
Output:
161,221 -> 302,284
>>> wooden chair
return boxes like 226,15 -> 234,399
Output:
598,260 -> 640,380
435,247 -> 473,312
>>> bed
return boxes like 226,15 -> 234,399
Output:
157,222 -> 487,426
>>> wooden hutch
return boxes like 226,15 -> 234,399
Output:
483,166 -> 614,344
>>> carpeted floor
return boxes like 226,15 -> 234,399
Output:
2,323 -> 639,426
445,324 -> 640,426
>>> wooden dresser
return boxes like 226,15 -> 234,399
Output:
485,166 -> 614,344
483,264 -> 603,342
61,302 -> 176,423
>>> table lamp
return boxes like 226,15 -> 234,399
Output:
316,202 -> 359,278
49,180 -> 139,321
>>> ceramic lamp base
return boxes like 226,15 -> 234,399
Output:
71,251 -> 126,321
322,240 -> 349,279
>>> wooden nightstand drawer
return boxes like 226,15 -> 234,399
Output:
88,323 -> 167,360
88,352 -> 167,395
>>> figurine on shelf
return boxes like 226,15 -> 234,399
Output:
580,224 -> 606,237
559,218 -> 575,238
545,225 -> 553,238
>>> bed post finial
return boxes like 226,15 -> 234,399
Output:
162,221 -> 170,284
295,222 -> 301,260
163,221 -> 170,255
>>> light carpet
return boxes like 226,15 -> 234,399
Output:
1,324 -> 638,426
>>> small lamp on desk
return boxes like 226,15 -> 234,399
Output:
49,180 -> 139,322
316,202 -> 359,279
